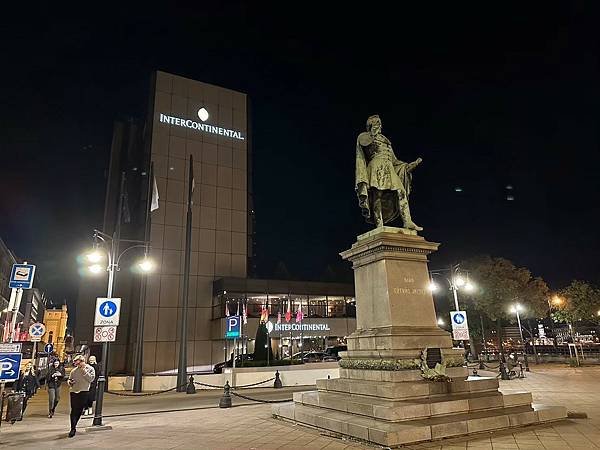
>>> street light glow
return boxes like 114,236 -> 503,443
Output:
464,282 -> 475,292
454,276 -> 465,287
138,258 -> 155,273
86,250 -> 103,263
511,303 -> 523,313
437,318 -> 445,326
88,264 -> 104,274
429,281 -> 439,292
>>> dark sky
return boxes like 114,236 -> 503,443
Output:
0,3 -> 598,310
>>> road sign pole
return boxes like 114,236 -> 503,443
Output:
92,173 -> 123,429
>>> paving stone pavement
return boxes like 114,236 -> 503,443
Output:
1,365 -> 599,449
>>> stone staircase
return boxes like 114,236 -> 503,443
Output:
273,367 -> 566,447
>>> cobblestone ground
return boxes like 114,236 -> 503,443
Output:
1,365 -> 599,449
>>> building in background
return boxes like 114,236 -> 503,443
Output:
0,236 -> 47,342
43,304 -> 69,360
75,70 -> 355,374
0,236 -> 18,340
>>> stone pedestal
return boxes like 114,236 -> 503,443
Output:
273,227 -> 566,447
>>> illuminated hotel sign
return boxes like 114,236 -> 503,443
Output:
159,107 -> 245,141
274,323 -> 331,332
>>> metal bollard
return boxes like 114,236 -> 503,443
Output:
274,370 -> 283,389
472,368 -> 479,377
219,381 -> 232,408
499,362 -> 510,380
186,375 -> 196,394
478,359 -> 485,370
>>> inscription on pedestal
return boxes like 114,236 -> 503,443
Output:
393,277 -> 428,296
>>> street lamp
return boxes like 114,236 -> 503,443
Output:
510,303 -> 529,372
85,228 -> 153,428
429,264 -> 478,360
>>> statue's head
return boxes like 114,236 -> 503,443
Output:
366,115 -> 382,135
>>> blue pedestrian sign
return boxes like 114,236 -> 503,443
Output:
94,297 -> 121,326
9,264 -> 36,289
225,315 -> 241,339
44,343 -> 54,354
0,353 -> 22,382
450,310 -> 470,340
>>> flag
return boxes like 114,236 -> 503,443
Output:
150,176 -> 160,211
225,302 -> 230,317
260,306 -> 269,323
242,302 -> 247,325
188,154 -> 195,208
295,307 -> 304,323
285,299 -> 292,323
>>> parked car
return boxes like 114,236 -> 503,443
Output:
213,354 -> 254,373
323,345 -> 347,361
292,350 -> 327,363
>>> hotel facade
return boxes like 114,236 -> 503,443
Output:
75,71 -> 355,374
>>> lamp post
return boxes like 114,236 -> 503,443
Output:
429,264 -> 477,359
86,231 -> 153,427
511,304 -> 529,372
85,173 -> 154,428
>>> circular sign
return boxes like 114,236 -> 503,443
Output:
99,300 -> 117,317
29,322 -> 46,336
44,343 -> 54,353
452,313 -> 465,325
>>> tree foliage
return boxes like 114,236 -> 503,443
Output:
462,256 -> 549,323
552,280 -> 600,325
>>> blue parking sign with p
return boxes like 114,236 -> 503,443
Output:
225,315 -> 241,339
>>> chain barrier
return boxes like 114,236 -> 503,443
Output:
230,391 -> 292,403
232,377 -> 276,389
105,385 -> 185,397
104,375 -> 277,397
193,377 -> 276,390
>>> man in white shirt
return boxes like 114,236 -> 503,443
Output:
67,354 -> 95,438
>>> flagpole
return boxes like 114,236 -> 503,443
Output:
133,162 -> 153,392
176,154 -> 193,391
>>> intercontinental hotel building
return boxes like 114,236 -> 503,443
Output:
75,71 -> 356,374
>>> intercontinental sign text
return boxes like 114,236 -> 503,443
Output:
159,113 -> 245,140
274,323 -> 331,332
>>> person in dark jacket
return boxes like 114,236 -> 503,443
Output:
84,355 -> 100,416
46,360 -> 65,418
16,363 -> 40,413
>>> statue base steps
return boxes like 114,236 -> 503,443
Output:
273,370 -> 566,446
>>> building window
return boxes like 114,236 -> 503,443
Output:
309,296 -> 327,318
327,296 -> 346,318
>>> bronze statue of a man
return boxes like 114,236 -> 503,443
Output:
355,115 -> 423,231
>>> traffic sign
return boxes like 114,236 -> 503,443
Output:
94,297 -> 121,326
225,315 -> 241,339
0,343 -> 21,353
94,326 -> 117,342
0,353 -> 22,382
29,322 -> 46,342
450,310 -> 470,340
9,264 -> 36,289
44,343 -> 54,353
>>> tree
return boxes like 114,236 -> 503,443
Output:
253,322 -> 274,363
463,256 -> 550,359
552,280 -> 600,330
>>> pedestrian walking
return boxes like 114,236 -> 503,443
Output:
67,354 -> 95,438
15,363 -> 40,414
46,359 -> 65,418
84,355 -> 100,416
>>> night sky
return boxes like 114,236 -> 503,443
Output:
0,3 -> 598,315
